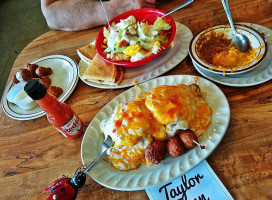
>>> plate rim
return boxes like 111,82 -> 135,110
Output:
1,54 -> 79,120
81,75 -> 230,191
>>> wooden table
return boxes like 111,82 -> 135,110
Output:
1,0 -> 272,199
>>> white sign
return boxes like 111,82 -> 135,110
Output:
146,160 -> 233,200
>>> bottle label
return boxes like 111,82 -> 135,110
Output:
56,114 -> 84,138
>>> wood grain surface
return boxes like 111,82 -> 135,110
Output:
1,0 -> 272,199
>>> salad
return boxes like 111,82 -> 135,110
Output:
102,16 -> 172,62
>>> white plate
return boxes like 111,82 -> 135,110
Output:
193,23 -> 272,87
1,55 -> 79,120
81,75 -> 230,191
78,22 -> 193,89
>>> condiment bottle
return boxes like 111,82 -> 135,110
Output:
24,79 -> 84,138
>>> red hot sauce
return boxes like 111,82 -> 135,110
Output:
24,79 -> 84,138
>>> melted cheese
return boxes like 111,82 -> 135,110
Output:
101,84 -> 212,170
114,99 -> 166,147
212,45 -> 259,69
145,84 -> 212,136
107,144 -> 147,170
100,99 -> 166,170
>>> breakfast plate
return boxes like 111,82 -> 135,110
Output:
1,55 -> 79,120
193,23 -> 272,87
78,22 -> 193,89
81,75 -> 230,191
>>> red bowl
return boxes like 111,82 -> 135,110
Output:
95,8 -> 176,67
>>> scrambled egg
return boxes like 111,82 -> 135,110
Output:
123,44 -> 141,56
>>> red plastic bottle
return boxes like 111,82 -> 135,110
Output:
24,79 -> 84,138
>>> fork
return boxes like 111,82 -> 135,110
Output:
161,0 -> 194,18
83,136 -> 114,173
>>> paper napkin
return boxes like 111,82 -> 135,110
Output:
146,160 -> 233,200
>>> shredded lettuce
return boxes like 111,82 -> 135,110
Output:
103,27 -> 110,38
116,16 -> 136,30
137,23 -> 154,45
127,25 -> 137,35
113,47 -> 127,53
154,35 -> 168,45
104,47 -> 112,53
153,17 -> 171,32
137,22 -> 148,40
139,40 -> 153,50
118,24 -> 131,38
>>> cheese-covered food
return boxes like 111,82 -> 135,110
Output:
100,99 -> 166,170
145,84 -> 212,137
100,84 -> 212,170
196,30 -> 263,75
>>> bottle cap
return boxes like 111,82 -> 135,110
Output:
24,79 -> 47,100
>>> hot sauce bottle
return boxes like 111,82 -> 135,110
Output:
24,79 -> 84,138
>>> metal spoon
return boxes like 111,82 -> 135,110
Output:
221,0 -> 248,52
161,0 -> 194,18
